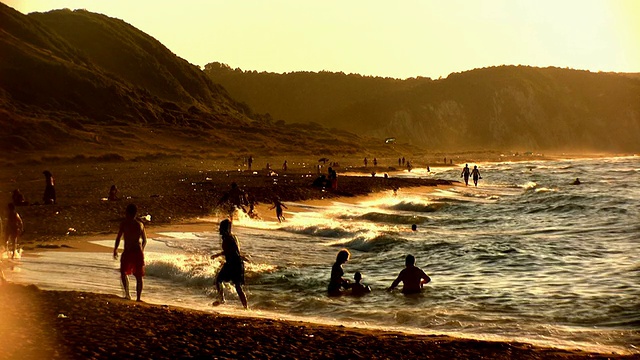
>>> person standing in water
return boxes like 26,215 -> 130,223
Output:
461,164 -> 470,186
5,203 -> 24,259
471,165 -> 482,187
43,170 -> 56,204
387,254 -> 431,294
328,249 -> 351,296
270,197 -> 288,223
211,219 -> 248,308
113,204 -> 147,301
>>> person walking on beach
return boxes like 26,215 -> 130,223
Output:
113,204 -> 147,301
43,170 -> 56,205
211,219 -> 248,308
270,197 -> 288,223
328,249 -> 351,296
364,157 -> 368,167
350,272 -> 371,296
218,182 -> 248,217
461,164 -> 471,186
5,203 -> 24,259
108,185 -> 119,201
471,165 -> 482,187
387,254 -> 431,294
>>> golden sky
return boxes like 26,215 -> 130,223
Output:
4,0 -> 640,79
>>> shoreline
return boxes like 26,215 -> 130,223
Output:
0,283 -> 635,360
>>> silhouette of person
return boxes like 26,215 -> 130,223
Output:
411,224 -> 417,231
398,158 -> 402,166
113,204 -> 147,301
270,197 -> 288,223
572,178 -> 581,185
328,249 -> 351,296
11,189 -> 28,206
211,219 -> 248,308
218,182 -> 248,217
364,157 -> 368,167
461,164 -> 470,186
471,165 -> 481,187
43,170 -> 56,204
328,167 -> 338,190
108,185 -> 119,201
373,158 -> 378,166
282,160 -> 288,171
5,203 -> 24,259
387,254 -> 431,294
402,157 -> 405,166
350,272 -> 371,296
248,155 -> 253,171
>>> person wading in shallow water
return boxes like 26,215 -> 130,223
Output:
387,254 -> 431,294
461,164 -> 470,186
471,165 -> 482,187
328,249 -> 352,296
211,219 -> 248,308
5,203 -> 24,259
113,204 -> 147,301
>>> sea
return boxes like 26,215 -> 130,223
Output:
4,156 -> 639,355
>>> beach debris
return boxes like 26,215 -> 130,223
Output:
385,137 -> 396,144
140,214 -> 152,222
318,157 -> 329,164
57,313 -> 68,318
206,177 -> 212,181
100,197 -> 108,201
66,228 -> 77,235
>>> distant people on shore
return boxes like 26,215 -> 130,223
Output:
270,197 -> 288,223
402,157 -> 405,166
113,203 -> 147,301
282,160 -> 288,171
11,189 -> 28,206
364,157 -> 368,167
211,219 -> 248,308
387,254 -> 431,294
398,158 -> 402,166
350,272 -> 371,296
328,249 -> 351,297
248,155 -> 253,171
5,203 -> 24,259
572,178 -> 581,185
43,170 -> 56,205
461,164 -> 470,186
373,158 -> 377,166
108,185 -> 119,201
471,165 -> 482,187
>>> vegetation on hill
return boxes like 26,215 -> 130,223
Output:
0,4 -> 398,164
205,64 -> 640,153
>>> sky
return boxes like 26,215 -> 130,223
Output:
4,0 -> 640,79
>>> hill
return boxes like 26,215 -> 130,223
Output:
204,64 -> 640,153
0,4 -> 399,165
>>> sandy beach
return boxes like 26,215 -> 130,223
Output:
1,157 -> 637,360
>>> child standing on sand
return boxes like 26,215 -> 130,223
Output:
113,204 -> 147,301
5,203 -> 24,259
211,219 -> 248,308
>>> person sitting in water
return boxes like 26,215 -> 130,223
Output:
572,178 -> 581,185
350,272 -> 371,296
108,185 -> 119,201
387,254 -> 431,294
328,249 -> 351,296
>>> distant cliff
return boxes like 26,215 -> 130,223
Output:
205,64 -> 640,152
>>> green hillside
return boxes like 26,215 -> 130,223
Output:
205,64 -> 640,152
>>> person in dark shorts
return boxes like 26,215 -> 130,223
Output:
113,204 -> 147,301
387,254 -> 431,294
461,164 -> 470,186
43,170 -> 56,204
211,219 -> 248,308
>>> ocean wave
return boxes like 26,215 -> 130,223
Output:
385,201 -> 446,213
145,254 -> 276,288
329,234 -> 407,252
281,225 -> 359,238
339,212 -> 429,225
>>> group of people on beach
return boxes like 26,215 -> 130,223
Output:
328,249 -> 431,297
